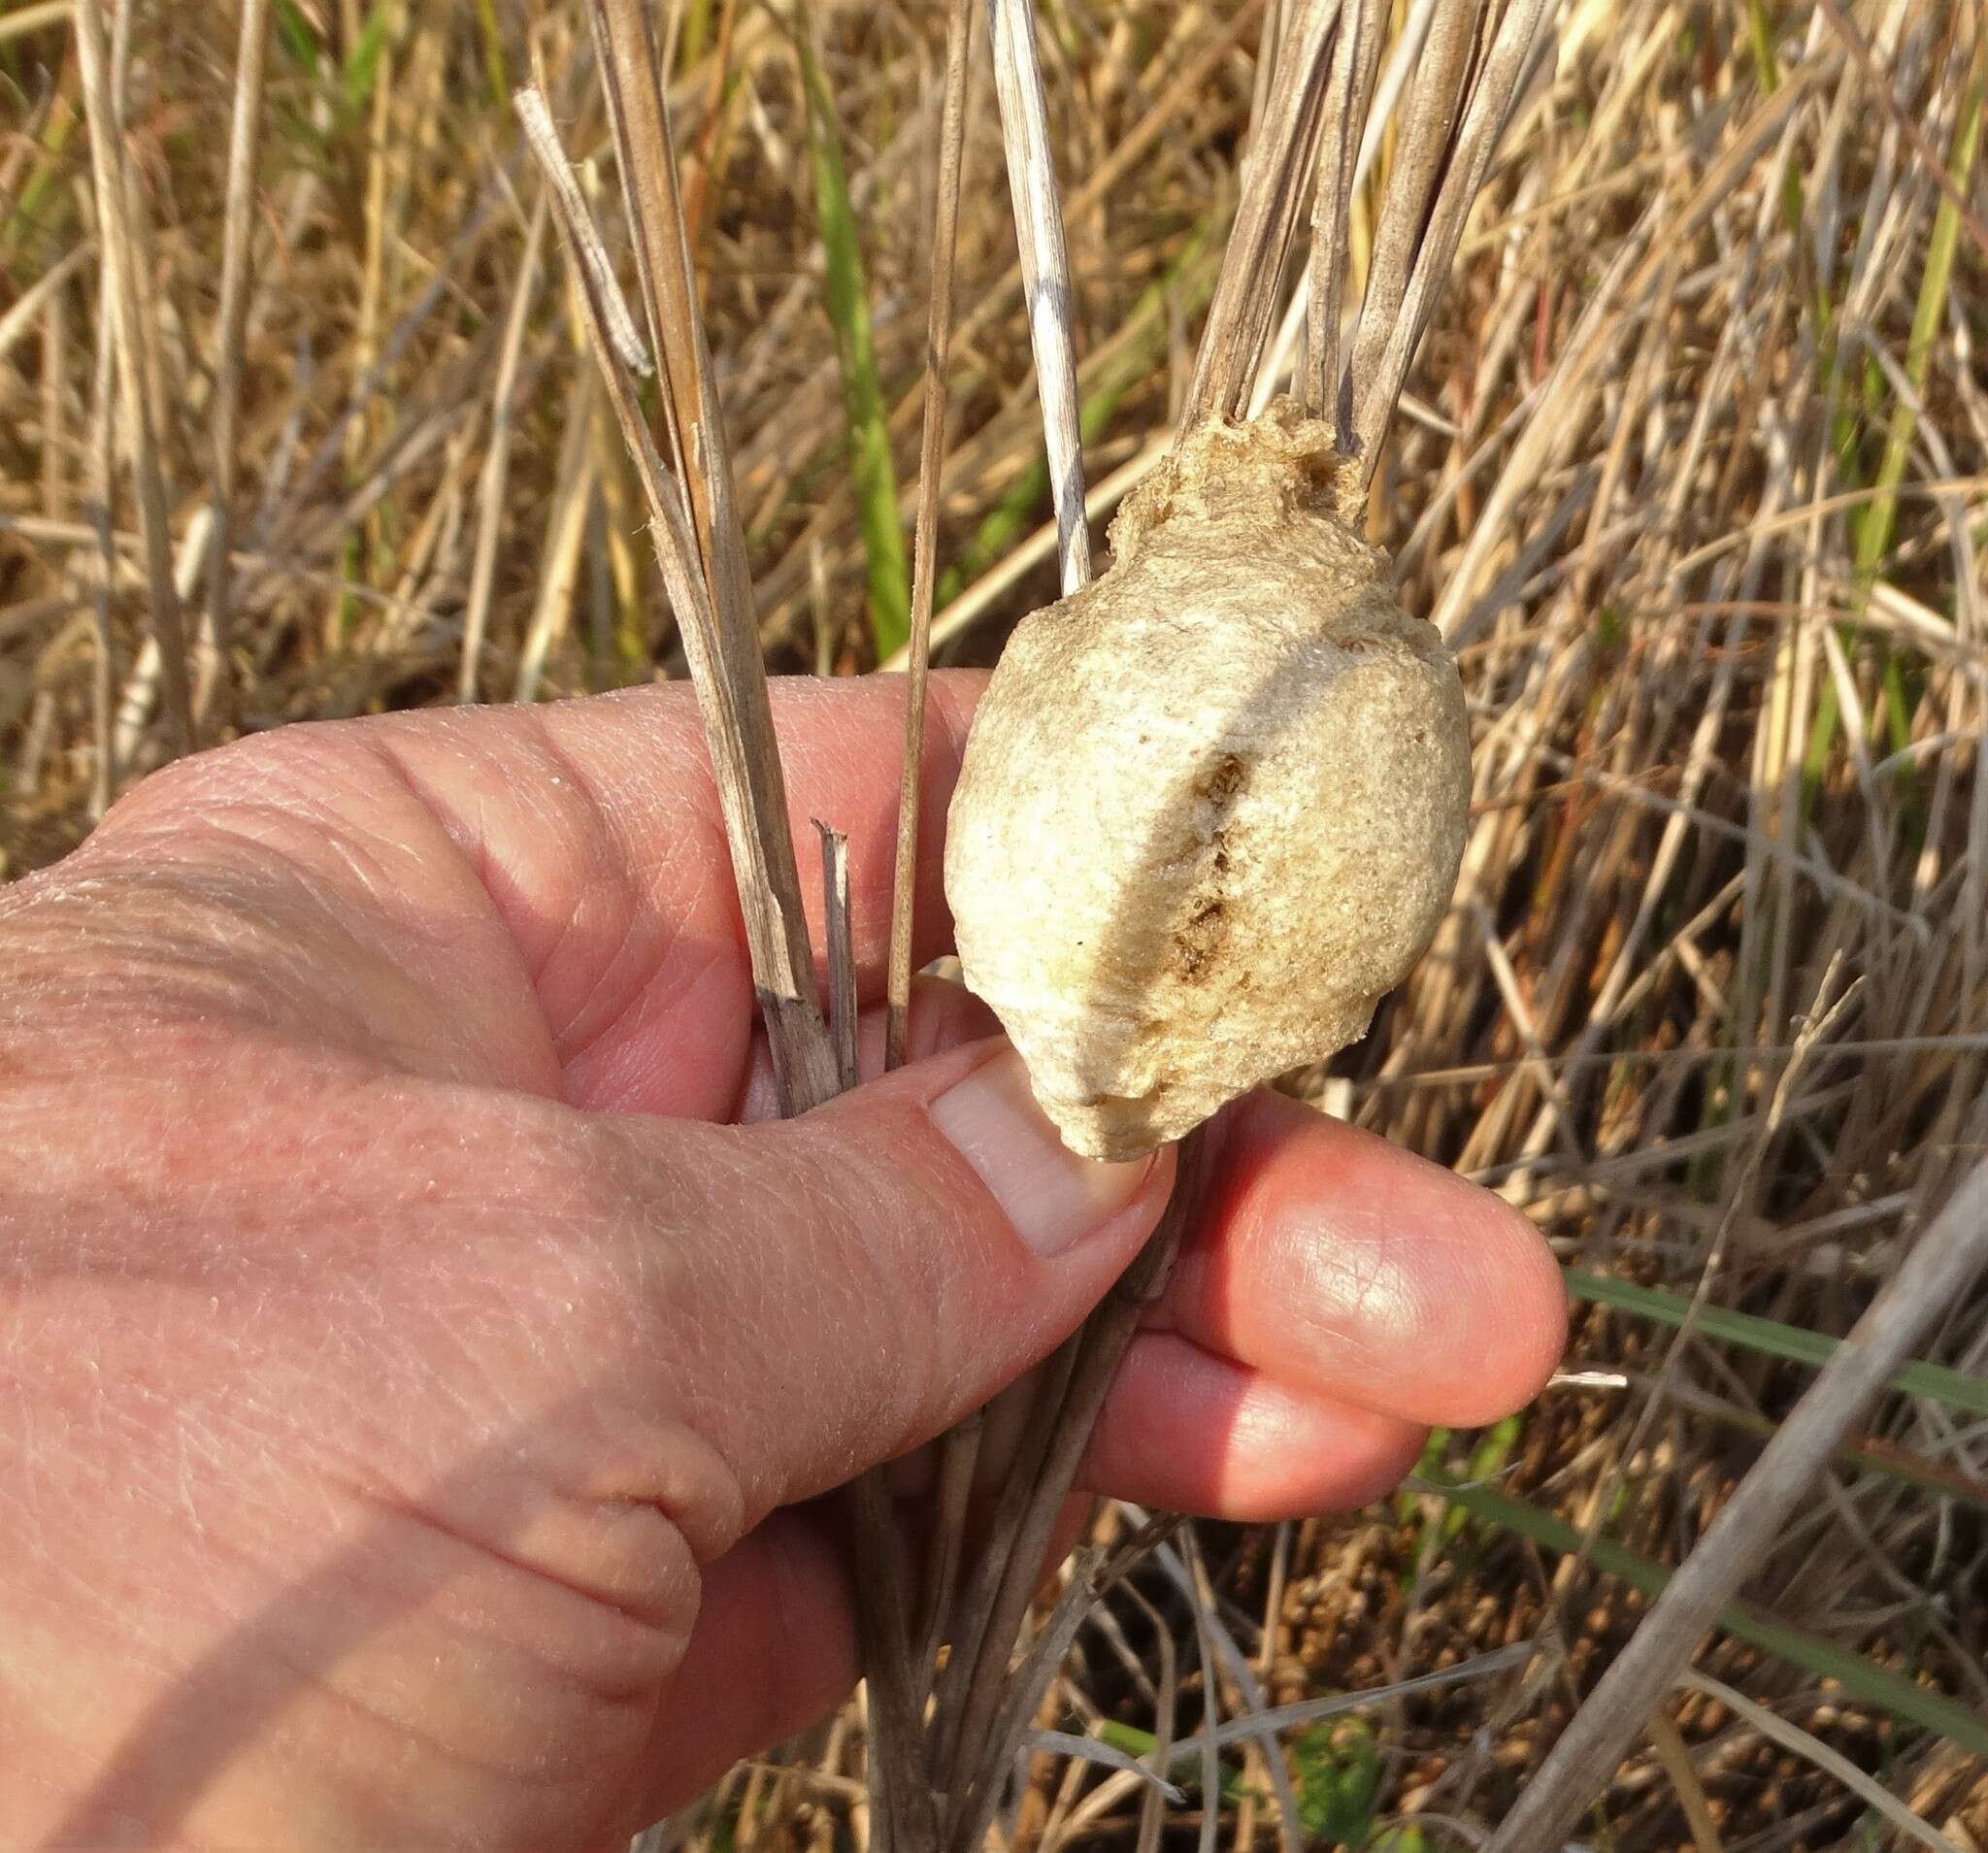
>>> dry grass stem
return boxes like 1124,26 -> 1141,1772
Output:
1642,1708 -> 1726,1853
0,1 -> 74,48
202,0 -> 272,708
1679,1670 -> 1967,1853
521,80 -> 928,1838
1300,0 -> 1382,432
458,197 -> 549,701
0,241 -> 91,362
986,0 -> 1091,594
885,0 -> 974,1076
586,0 -> 754,631
515,83 -> 835,1112
1342,0 -> 1477,417
939,1133 -> 1207,1849
1181,0 -> 1342,427
816,820 -> 859,1091
888,0 -> 980,1712
71,0 -> 192,755
1348,0 -> 1555,477
1488,1160 -> 1988,1853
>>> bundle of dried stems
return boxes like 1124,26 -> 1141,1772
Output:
528,0 -> 1563,1843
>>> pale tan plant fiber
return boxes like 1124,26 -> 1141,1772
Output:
202,0 -> 272,713
73,0 -> 191,755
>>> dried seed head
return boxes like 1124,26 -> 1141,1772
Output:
944,399 -> 1471,1160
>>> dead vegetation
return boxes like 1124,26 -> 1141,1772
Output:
2,1 -> 1986,1848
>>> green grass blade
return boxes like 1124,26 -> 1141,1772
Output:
1856,45 -> 1978,791
274,0 -> 322,68
340,0 -> 393,116
795,23 -> 909,661
1854,40 -> 1985,585
1,116 -> 76,282
1804,39 -> 1984,801
1422,1473 -> 1988,1759
1743,0 -> 1780,94
1565,1270 -> 1988,1417
472,0 -> 508,108
679,0 -> 712,71
1095,1721 -> 1249,1802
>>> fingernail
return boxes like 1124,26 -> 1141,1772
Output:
931,1046 -> 1152,1257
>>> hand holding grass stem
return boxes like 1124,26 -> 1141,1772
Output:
518,77 -> 933,1843
534,0 -> 1547,1836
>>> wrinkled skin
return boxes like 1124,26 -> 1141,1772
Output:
0,674 -> 1565,1850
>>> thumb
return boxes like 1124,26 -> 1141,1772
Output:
613,1039 -> 1174,1543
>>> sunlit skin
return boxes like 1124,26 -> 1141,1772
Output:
0,672 -> 1565,1850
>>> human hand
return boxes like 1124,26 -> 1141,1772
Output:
0,674 -> 1564,1850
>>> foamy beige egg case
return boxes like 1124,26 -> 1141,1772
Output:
944,398 -> 1471,1160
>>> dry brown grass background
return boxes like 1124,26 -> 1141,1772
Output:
3,1 -> 1986,1847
